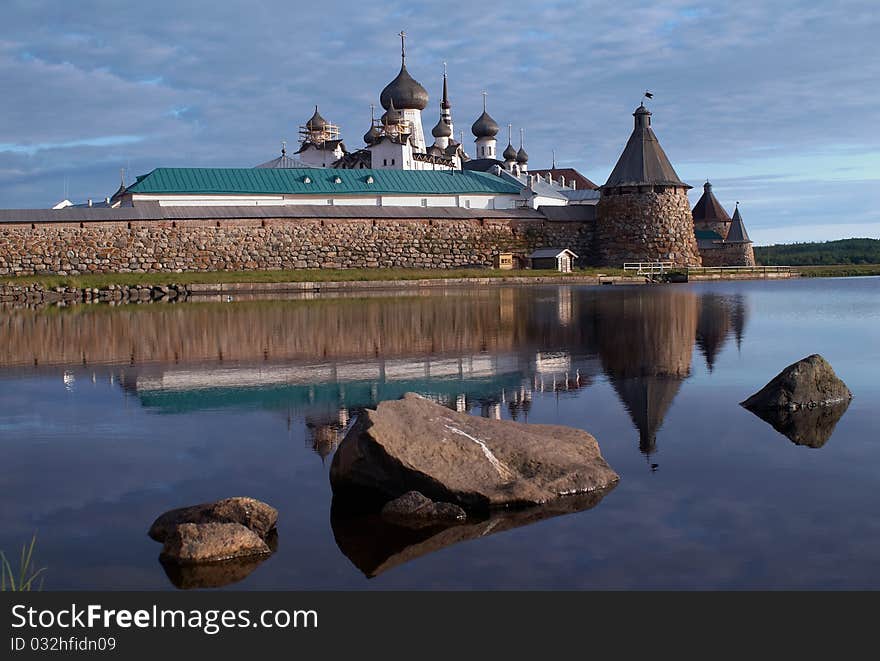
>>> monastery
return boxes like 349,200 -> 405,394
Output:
0,35 -> 756,273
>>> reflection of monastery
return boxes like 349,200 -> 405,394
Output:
34,34 -> 755,267
0,287 -> 748,459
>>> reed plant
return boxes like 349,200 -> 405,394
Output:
0,535 -> 46,591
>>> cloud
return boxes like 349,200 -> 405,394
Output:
0,0 -> 877,240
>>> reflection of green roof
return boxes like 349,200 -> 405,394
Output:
135,374 -> 525,415
127,168 -> 521,196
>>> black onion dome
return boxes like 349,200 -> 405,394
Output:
502,142 -> 517,160
516,145 -> 529,163
306,106 -> 328,131
363,125 -> 382,145
380,64 -> 429,111
432,118 -> 452,138
381,105 -> 402,125
471,111 -> 499,138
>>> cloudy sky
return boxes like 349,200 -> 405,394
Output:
0,0 -> 877,244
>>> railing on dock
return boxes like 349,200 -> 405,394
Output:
686,265 -> 792,276
623,262 -> 674,276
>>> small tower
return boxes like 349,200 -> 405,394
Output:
502,124 -> 517,172
380,31 -> 429,153
516,128 -> 529,173
296,106 -> 345,167
596,102 -> 701,267
692,180 -> 732,239
724,203 -> 756,266
471,91 -> 499,159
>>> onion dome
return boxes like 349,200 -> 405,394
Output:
380,63 -> 429,111
432,118 -> 452,138
364,124 -> 382,145
516,145 -> 528,164
471,110 -> 499,138
305,106 -> 328,131
427,144 -> 444,157
502,142 -> 517,161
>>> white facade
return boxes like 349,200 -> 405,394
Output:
128,192 -> 520,209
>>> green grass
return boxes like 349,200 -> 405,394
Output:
791,264 -> 880,278
2,267 -> 626,289
1,535 -> 45,592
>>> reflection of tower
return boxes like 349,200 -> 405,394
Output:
596,289 -> 698,457
305,407 -> 350,463
695,293 -> 731,372
481,401 -> 502,420
730,294 -> 748,351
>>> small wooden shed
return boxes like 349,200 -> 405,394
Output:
528,248 -> 578,272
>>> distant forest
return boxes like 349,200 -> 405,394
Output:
755,238 -> 880,265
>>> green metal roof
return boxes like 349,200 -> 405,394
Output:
695,229 -> 723,241
127,168 -> 522,196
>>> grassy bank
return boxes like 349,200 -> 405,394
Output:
791,264 -> 880,278
1,267 -> 626,289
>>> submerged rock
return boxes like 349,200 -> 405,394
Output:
381,491 -> 467,528
149,497 -> 277,542
160,522 -> 270,564
330,393 -> 619,511
741,354 -> 852,412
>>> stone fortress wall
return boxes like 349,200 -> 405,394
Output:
0,213 -> 595,277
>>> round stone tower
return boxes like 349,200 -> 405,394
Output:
596,104 -> 701,267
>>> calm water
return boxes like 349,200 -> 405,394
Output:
0,277 -> 878,590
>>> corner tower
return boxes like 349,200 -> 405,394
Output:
596,103 -> 701,267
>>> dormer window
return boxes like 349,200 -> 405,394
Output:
333,176 -> 342,184
303,176 -> 311,184
366,175 -> 374,184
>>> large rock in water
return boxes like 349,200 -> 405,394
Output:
741,354 -> 852,411
330,393 -> 619,510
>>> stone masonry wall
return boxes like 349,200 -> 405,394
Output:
699,241 -> 755,267
596,188 -> 702,267
0,216 -> 594,276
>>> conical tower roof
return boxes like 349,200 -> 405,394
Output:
692,181 -> 731,222
603,103 -> 689,189
726,204 -> 751,242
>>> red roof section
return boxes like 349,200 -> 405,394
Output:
528,168 -> 599,190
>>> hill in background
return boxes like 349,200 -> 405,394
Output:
755,238 -> 880,265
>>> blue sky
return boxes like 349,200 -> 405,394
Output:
0,0 -> 877,245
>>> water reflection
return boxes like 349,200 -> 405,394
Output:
743,401 -> 851,448
330,490 -> 612,578
1,287 -> 760,463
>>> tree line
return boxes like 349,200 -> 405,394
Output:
755,238 -> 880,265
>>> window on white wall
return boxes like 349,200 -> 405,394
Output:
421,198 -> 428,207
465,200 -> 471,208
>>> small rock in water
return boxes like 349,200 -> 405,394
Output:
741,354 -> 853,448
381,491 -> 467,525
149,496 -> 277,542
149,497 -> 278,572
740,353 -> 852,411
160,522 -> 270,564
